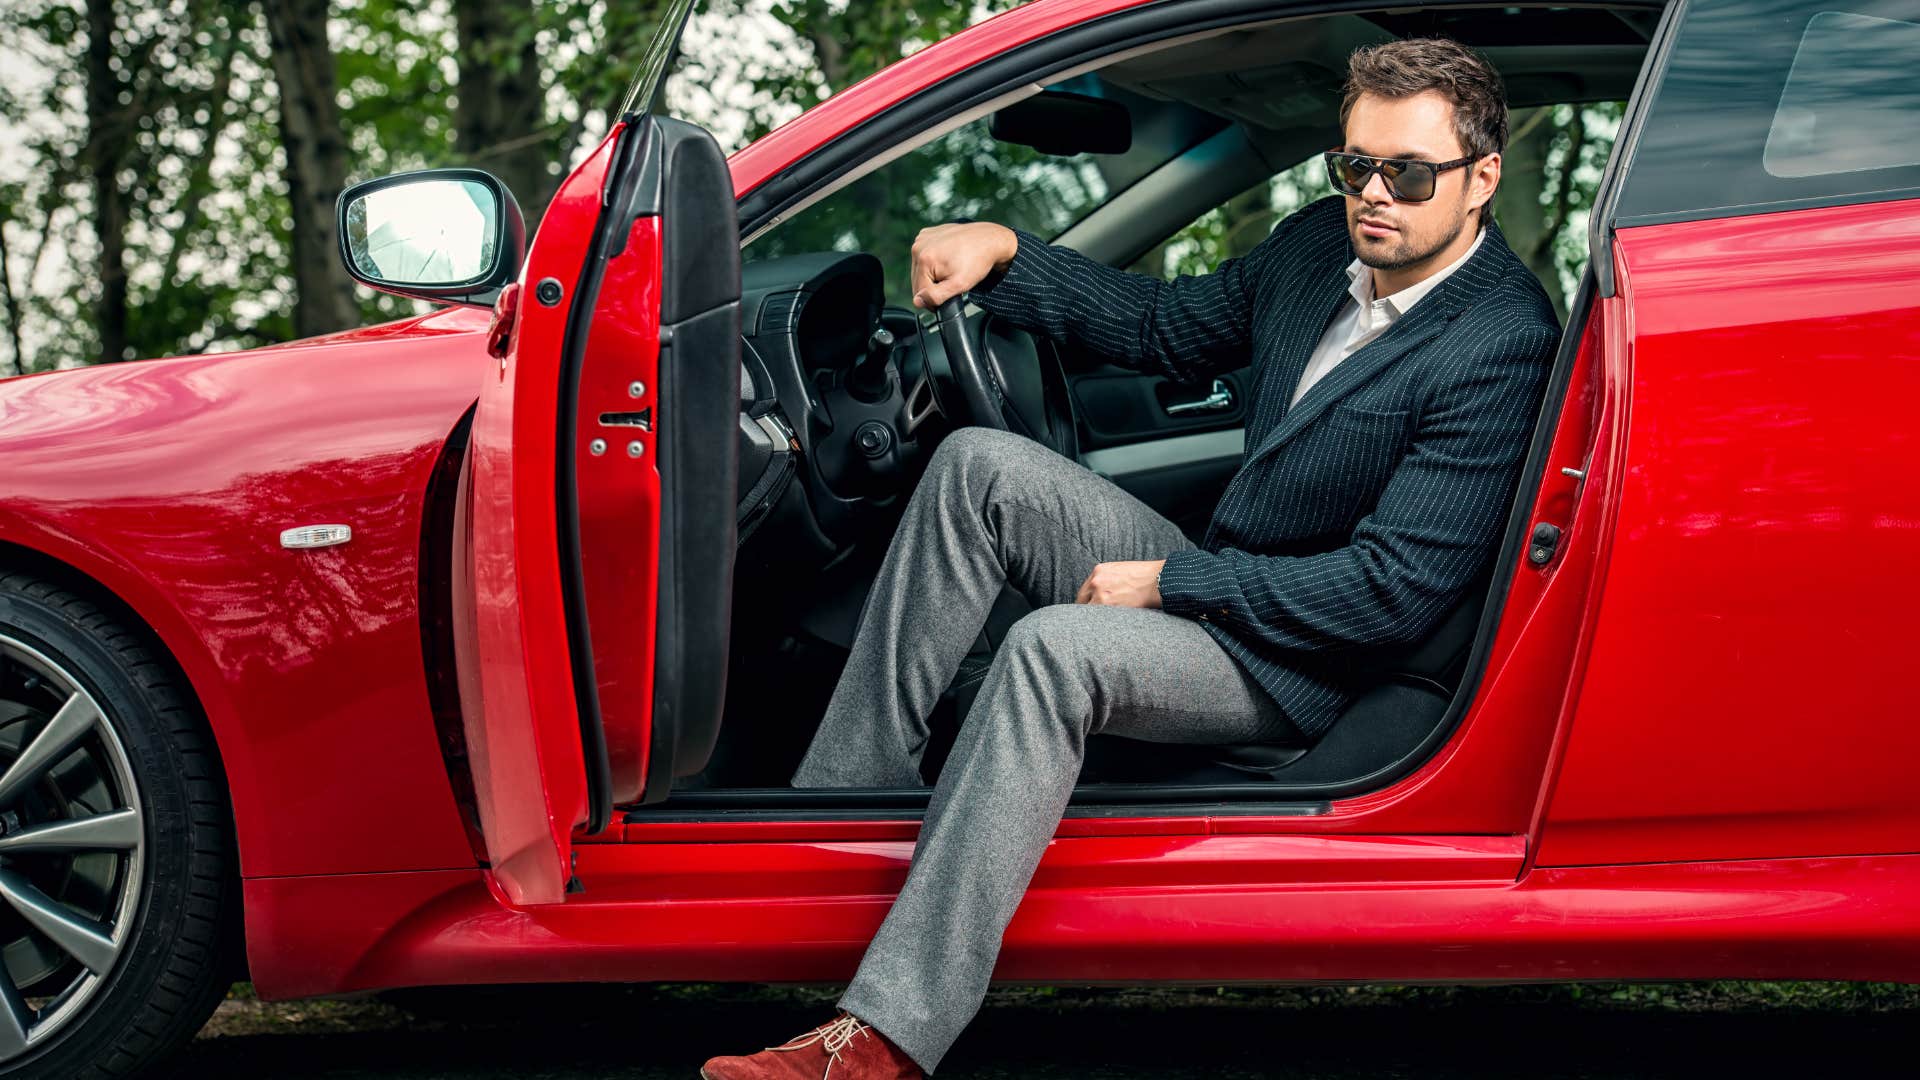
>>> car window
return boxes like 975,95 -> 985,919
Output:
1127,158 -> 1326,282
1763,11 -> 1920,179
745,75 -> 1226,308
1616,0 -> 1920,226
1129,102 -> 1625,322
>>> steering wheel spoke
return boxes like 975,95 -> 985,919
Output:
934,296 -> 1078,459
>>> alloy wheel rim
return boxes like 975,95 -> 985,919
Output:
0,633 -> 145,1063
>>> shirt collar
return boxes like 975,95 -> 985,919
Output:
1344,224 -> 1487,319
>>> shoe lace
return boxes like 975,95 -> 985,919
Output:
772,1013 -> 872,1076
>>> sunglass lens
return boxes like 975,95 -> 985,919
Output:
1326,155 -> 1368,194
1391,161 -> 1436,201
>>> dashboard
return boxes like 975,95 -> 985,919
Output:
735,251 -> 950,566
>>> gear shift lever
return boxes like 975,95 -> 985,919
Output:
848,325 -> 895,402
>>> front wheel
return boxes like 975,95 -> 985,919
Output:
0,571 -> 237,1078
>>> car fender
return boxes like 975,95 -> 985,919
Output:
0,307 -> 494,880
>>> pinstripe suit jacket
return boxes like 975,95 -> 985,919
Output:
973,195 -> 1561,740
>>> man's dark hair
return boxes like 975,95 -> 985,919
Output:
1339,37 -> 1509,160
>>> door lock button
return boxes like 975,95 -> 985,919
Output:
1528,522 -> 1562,565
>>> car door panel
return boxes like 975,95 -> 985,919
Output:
459,134 -> 616,906
1067,355 -> 1251,529
1080,427 -> 1245,540
1538,199 -> 1920,867
1070,367 -> 1249,448
1537,0 -> 1920,867
457,113 -> 740,906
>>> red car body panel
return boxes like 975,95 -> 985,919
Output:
246,848 -> 1920,1000
460,131 -> 622,907
1537,198 -> 1920,868
1,0 -> 1914,1007
237,300 -> 1620,998
462,119 -> 675,905
567,212 -> 666,810
0,316 -> 489,879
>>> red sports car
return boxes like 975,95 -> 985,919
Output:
2,0 -> 1917,1075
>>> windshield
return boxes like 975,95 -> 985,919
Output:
746,74 -> 1229,307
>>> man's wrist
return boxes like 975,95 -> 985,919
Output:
993,224 -> 1019,273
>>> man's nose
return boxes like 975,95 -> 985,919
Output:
1361,171 -> 1395,204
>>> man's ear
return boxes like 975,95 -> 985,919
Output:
1470,152 -> 1501,218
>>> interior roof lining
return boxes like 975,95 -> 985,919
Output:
1094,8 -> 1653,130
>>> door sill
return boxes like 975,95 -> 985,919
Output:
622,784 -> 1331,824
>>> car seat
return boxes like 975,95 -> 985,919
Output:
925,570 -> 1491,789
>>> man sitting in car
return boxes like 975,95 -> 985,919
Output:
705,35 -> 1560,1080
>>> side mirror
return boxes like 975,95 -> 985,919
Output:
990,90 -> 1132,156
336,168 -> 526,308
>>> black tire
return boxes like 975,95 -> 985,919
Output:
0,571 -> 238,1079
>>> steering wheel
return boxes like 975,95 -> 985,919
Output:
934,296 -> 1079,459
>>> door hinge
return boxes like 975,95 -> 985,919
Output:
487,282 -> 522,361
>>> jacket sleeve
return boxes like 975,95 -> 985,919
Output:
969,216 -> 1298,383
1155,320 -> 1559,654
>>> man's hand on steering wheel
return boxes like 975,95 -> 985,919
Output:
910,220 -> 1078,460
910,222 -> 1019,310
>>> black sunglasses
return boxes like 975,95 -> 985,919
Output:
1323,150 -> 1479,203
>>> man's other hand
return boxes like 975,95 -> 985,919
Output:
910,222 -> 1018,310
1076,560 -> 1166,608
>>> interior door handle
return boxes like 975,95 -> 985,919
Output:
1165,379 -> 1234,416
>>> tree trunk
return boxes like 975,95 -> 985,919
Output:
262,0 -> 360,338
86,0 -> 130,363
455,0 -> 551,227
0,214 -> 23,376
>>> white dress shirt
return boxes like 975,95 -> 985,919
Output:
1289,226 -> 1487,407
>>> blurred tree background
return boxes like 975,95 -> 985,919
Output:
0,0 -> 1616,376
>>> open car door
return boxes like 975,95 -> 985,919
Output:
456,110 -> 741,905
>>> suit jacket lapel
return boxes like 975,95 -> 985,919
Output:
1247,224 -> 1507,463
1253,259 -> 1353,446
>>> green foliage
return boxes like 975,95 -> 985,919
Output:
735,0 -> 1019,127
0,0 -> 296,370
335,1 -> 460,178
705,0 -> 1047,307
0,0 -> 1624,372
1131,158 -> 1333,281
0,0 -> 676,371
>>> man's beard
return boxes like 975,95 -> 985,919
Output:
1351,197 -> 1471,272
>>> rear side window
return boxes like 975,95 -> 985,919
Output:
1614,0 -> 1920,225
1763,11 -> 1920,179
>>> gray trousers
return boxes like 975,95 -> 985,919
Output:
790,428 -> 1291,1074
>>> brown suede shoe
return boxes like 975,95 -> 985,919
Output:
699,1011 -> 923,1079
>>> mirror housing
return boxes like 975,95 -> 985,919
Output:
990,91 -> 1133,156
336,167 -> 526,308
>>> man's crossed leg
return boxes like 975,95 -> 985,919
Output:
764,428 -> 1292,1075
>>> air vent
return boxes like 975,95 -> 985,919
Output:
758,291 -> 801,335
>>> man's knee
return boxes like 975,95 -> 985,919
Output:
928,426 -> 1035,482
998,605 -> 1092,678
981,606 -> 1111,737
